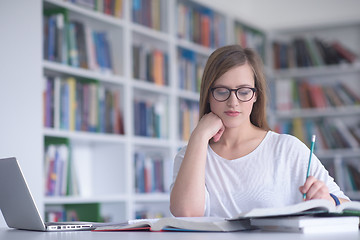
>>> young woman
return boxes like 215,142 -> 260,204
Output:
170,45 -> 349,218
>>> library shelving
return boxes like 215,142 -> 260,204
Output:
268,23 -> 360,199
38,0 -> 236,222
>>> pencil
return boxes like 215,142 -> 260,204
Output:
303,135 -> 316,200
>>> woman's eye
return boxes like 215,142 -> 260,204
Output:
216,89 -> 228,95
238,89 -> 251,95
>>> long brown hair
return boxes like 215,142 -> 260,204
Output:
198,45 -> 270,130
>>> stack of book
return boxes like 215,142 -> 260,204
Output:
93,199 -> 360,233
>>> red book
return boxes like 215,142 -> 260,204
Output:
331,41 -> 357,63
201,15 -> 210,47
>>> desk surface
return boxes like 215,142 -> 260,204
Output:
1,228 -> 360,240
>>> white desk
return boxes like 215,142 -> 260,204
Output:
1,228 -> 360,240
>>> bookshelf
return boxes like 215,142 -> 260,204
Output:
37,0 -> 232,222
268,23 -> 360,199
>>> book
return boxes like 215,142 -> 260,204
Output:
331,41 -> 358,63
228,199 -> 360,220
93,217 -> 252,232
250,216 -> 359,233
44,137 -> 70,196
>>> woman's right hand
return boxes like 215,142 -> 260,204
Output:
193,112 -> 225,142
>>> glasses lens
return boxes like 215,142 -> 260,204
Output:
236,87 -> 254,101
213,87 -> 230,101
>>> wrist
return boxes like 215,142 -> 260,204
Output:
191,128 -> 212,142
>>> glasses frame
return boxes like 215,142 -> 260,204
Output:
210,87 -> 257,102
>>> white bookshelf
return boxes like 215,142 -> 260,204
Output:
38,0 -> 234,222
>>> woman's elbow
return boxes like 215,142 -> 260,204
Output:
170,203 -> 204,217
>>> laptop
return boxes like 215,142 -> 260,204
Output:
0,157 -> 96,231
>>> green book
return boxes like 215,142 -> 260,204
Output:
64,203 -> 102,222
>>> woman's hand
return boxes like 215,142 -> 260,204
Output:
299,176 -> 333,203
193,112 -> 225,142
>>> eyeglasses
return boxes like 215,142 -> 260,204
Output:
210,87 -> 257,102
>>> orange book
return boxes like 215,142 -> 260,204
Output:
201,15 -> 210,47
153,50 -> 164,86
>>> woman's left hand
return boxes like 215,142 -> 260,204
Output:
299,176 -> 333,202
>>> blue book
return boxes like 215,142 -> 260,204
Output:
47,16 -> 57,61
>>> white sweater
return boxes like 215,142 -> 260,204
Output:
171,131 -> 348,218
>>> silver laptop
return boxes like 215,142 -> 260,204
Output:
0,157 -> 95,231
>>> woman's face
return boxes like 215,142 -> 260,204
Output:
209,64 -> 256,129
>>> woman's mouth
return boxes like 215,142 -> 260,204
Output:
224,111 -> 240,117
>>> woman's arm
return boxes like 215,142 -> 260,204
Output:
170,112 -> 224,217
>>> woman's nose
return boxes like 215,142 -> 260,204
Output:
226,91 -> 239,106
